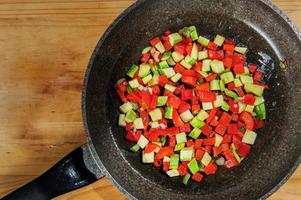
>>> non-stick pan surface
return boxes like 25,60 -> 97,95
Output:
83,0 -> 301,199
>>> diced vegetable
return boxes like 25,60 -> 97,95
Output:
189,127 -> 202,139
211,60 -> 225,74
142,151 -> 154,163
176,132 -> 187,144
125,110 -> 137,123
130,144 -> 140,153
180,110 -> 194,123
221,72 -> 234,84
188,158 -> 200,174
255,103 -> 266,120
242,130 -> 257,145
198,36 -> 210,47
244,83 -> 264,96
166,169 -> 180,177
201,152 -> 212,166
171,73 -> 183,83
164,106 -> 174,119
134,118 -> 144,129
180,147 -> 194,161
138,135 -> 149,149
157,96 -> 168,107
127,64 -> 139,78
214,35 -> 225,46
234,46 -> 247,54
170,154 -> 180,169
197,110 -> 209,121
149,108 -> 163,121
138,64 -> 151,78
119,102 -> 133,113
165,84 -> 176,92
183,173 -> 191,185
169,33 -> 183,46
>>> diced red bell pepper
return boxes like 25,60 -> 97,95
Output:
201,124 -> 212,137
232,114 -> 239,122
150,37 -> 161,46
216,50 -> 225,60
190,95 -> 199,105
224,159 -> 239,168
196,82 -> 210,91
183,37 -> 193,44
145,130 -> 159,142
228,99 -> 239,113
168,135 -> 176,147
182,70 -> 196,77
205,145 -> 212,154
235,86 -> 245,97
185,42 -> 193,55
182,76 -> 197,86
140,110 -> 149,131
219,112 -> 232,126
179,123 -> 191,133
255,118 -> 265,129
223,57 -> 233,68
186,139 -> 195,147
178,163 -> 188,176
237,121 -> 245,129
126,92 -> 141,104
163,162 -> 170,172
163,41 -> 172,51
193,61 -> 202,71
204,163 -> 217,175
232,135 -> 242,149
164,30 -> 171,36
181,89 -> 193,101
254,80 -> 269,89
140,90 -> 152,109
233,63 -> 244,74
149,95 -> 158,110
206,108 -> 218,123
154,159 -> 162,168
205,73 -> 218,82
227,82 -> 235,91
240,94 -> 256,105
192,172 -> 204,182
167,127 -> 179,136
197,91 -> 216,102
195,149 -> 205,161
159,118 -> 168,126
167,95 -> 182,109
207,42 -> 218,50
227,123 -> 239,135
155,147 -> 173,160
225,50 -> 234,58
126,122 -> 134,132
174,63 -> 186,74
253,70 -> 264,81
221,143 -> 230,152
191,104 -> 200,113
158,75 -> 169,87
197,44 -> 203,51
223,150 -> 236,161
238,143 -> 251,157
223,43 -> 235,51
178,102 -> 191,114
117,81 -> 127,93
126,131 -> 141,142
150,85 -> 161,95
232,53 -> 246,66
213,146 -> 222,157
240,111 -> 255,130
144,143 -> 160,154
215,124 -> 227,135
174,84 -> 185,95
222,135 -> 232,144
203,137 -> 215,146
194,139 -> 203,150
224,38 -> 236,45
140,53 -> 151,63
208,50 -> 217,59
174,42 -> 186,56
172,109 -> 184,127
117,90 -> 127,103
249,64 -> 257,73
210,118 -> 219,127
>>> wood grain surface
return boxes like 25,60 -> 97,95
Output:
0,0 -> 300,200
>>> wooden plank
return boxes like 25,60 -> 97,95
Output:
0,0 -> 299,199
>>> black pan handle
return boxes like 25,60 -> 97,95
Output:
2,144 -> 103,200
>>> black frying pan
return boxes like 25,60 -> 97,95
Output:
3,0 -> 301,199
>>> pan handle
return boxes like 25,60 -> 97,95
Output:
2,144 -> 104,200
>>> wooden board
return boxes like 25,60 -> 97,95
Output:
0,0 -> 300,199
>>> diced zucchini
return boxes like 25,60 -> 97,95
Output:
197,110 -> 209,121
142,151 -> 154,163
171,73 -> 182,83
213,95 -> 224,108
214,34 -> 225,46
198,50 -> 208,60
234,46 -> 248,54
219,79 -> 226,91
254,96 -> 265,106
138,64 -> 151,78
159,60 -> 169,69
165,84 -> 176,92
166,169 -> 180,177
180,110 -> 194,122
125,110 -> 137,123
230,144 -> 241,163
148,74 -> 159,86
242,130 -> 257,145
244,83 -> 264,96
183,173 -> 191,185
215,134 -> 223,147
211,60 -> 225,74
198,36 -> 210,47
190,43 -> 198,61
142,46 -> 151,54
189,127 -> 201,139
188,158 -> 199,174
191,30 -> 199,41
119,102 -> 133,113
131,102 -> 138,110
130,144 -> 140,153
134,118 -> 144,130
238,102 -> 247,114
240,75 -> 253,85
255,103 -> 266,120
176,132 -> 187,144
169,33 -> 183,46
164,106 -> 173,119
210,80 -> 220,91
172,51 -> 184,62
198,71 -> 208,78
180,147 -> 194,161
155,41 -> 165,54
161,51 -> 171,61
190,117 -> 205,129
201,152 -> 212,166
224,89 -> 238,100
129,79 -> 140,88
118,114 -> 126,127
202,59 -> 211,72
149,108 -> 163,121
179,27 -> 191,37
221,101 -> 230,112
185,55 -> 197,66
180,60 -> 193,69
245,105 -> 255,113
142,74 -> 152,84
162,68 -> 176,78
234,78 -> 243,87
137,135 -> 149,149
167,57 -> 176,66
220,71 -> 234,84
174,142 -> 185,151
202,102 -> 213,110
127,64 -> 139,78
151,65 -> 159,75
157,96 -> 168,107
170,154 -> 180,169
163,156 -> 170,162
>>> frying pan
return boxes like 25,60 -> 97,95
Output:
3,0 -> 301,199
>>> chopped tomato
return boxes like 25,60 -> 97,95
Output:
182,76 -> 197,86
192,172 -> 204,182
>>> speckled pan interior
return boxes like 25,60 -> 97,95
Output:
83,0 -> 301,199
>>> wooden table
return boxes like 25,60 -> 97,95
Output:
0,0 -> 300,199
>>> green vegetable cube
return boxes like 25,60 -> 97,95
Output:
142,74 -> 152,84
215,134 -> 223,147
137,135 -> 149,149
159,60 -> 169,69
142,151 -> 154,163
161,51 -> 171,61
242,130 -> 257,145
172,51 -> 184,62
198,50 -> 208,60
180,110 -> 194,122
169,154 -> 180,169
176,132 -> 187,144
149,108 -> 162,121
240,75 -> 253,85
130,144 -> 140,153
221,101 -> 230,112
164,106 -> 173,119
180,147 -> 194,161
234,78 -> 243,87
166,169 -> 180,177
210,80 -> 221,91
202,59 -> 211,72
201,152 -> 212,166
183,173 -> 191,185
127,64 -> 139,78
174,143 -> 185,151
213,95 -> 224,108
255,103 -> 266,120
125,110 -> 137,123
165,84 -> 176,92
221,71 -> 234,84
197,110 -> 209,121
234,46 -> 247,54
180,60 -> 193,69
169,33 -> 183,46
244,83 -> 264,96
189,127 -> 201,139
119,102 -> 133,113
171,73 -> 183,83
129,79 -> 140,88
138,64 -> 151,78
214,34 -> 225,46
142,46 -> 151,54
162,68 -> 176,78
202,102 -> 213,110
155,41 -> 165,54
190,117 -> 205,128
157,96 -> 168,107
198,36 -> 210,47
118,114 -> 126,127
134,118 -> 144,130
210,60 -> 225,74
188,158 -> 199,174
